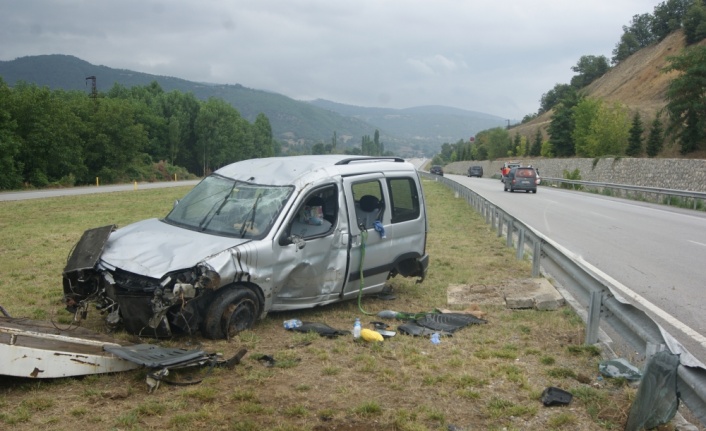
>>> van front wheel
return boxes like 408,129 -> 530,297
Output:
202,287 -> 261,339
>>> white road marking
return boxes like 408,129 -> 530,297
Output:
550,239 -> 706,350
688,240 -> 706,247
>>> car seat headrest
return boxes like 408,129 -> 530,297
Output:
359,195 -> 380,212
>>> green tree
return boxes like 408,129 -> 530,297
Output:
195,97 -> 248,175
83,98 -> 150,183
646,115 -> 665,157
612,13 -> 656,64
513,133 -> 522,156
626,112 -> 644,156
539,83 -> 574,114
684,0 -> 706,44
570,55 -> 610,88
530,129 -> 542,157
311,142 -> 326,154
652,0 -> 691,41
484,128 -> 512,160
253,113 -> 274,158
0,78 -> 22,189
664,45 -> 706,154
10,83 -> 86,186
548,87 -> 580,157
573,99 -> 630,157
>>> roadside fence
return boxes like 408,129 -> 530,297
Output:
422,172 -> 706,426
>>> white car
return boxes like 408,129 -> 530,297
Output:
63,156 -> 429,339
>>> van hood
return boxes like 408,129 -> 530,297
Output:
100,218 -> 248,278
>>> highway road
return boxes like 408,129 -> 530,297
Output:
445,173 -> 706,361
0,180 -> 200,202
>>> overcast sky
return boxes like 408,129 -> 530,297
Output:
2,0 -> 659,120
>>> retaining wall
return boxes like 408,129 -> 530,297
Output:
444,158 -> 706,192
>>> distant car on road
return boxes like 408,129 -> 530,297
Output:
500,161 -> 520,182
430,165 -> 444,176
468,166 -> 483,177
503,166 -> 539,193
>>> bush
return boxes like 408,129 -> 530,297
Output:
562,169 -> 582,190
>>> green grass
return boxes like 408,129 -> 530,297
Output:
0,180 -> 638,430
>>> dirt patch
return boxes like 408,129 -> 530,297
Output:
448,278 -> 563,310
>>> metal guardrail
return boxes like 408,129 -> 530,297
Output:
422,173 -> 706,426
540,177 -> 706,210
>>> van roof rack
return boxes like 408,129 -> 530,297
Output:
335,157 -> 405,165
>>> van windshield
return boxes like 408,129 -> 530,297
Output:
164,175 -> 293,239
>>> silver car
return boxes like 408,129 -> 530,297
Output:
63,156 -> 429,339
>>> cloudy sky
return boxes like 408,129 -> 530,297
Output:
2,0 -> 659,119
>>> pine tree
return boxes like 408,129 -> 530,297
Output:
646,116 -> 664,157
530,129 -> 542,157
626,112 -> 644,156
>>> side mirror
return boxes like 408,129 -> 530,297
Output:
279,233 -> 306,250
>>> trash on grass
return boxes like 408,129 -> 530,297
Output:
288,321 -> 350,338
624,350 -> 681,431
360,328 -> 384,342
541,387 -> 573,406
599,358 -> 642,381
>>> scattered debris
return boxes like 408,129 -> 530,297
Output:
286,321 -> 349,338
254,354 -> 277,367
599,358 -> 642,381
360,328 -> 383,342
1,313 -> 245,390
624,350 -> 681,431
541,387 -> 573,406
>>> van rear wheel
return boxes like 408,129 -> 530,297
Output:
202,287 -> 261,339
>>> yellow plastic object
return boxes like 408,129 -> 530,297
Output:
360,328 -> 384,342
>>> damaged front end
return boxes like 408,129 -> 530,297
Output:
63,225 -> 222,338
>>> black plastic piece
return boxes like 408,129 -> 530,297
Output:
541,387 -> 573,406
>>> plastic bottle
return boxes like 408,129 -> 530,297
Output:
283,319 -> 302,329
431,333 -> 441,344
353,317 -> 361,339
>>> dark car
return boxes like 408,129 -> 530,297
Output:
468,166 -> 483,177
430,165 -> 444,176
503,167 -> 538,193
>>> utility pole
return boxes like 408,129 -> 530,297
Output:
85,76 -> 97,101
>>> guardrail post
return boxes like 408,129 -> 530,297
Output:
532,239 -> 541,277
497,213 -> 503,237
585,290 -> 602,344
516,228 -> 525,260
506,219 -> 514,246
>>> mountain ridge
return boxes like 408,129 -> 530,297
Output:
0,54 -> 506,157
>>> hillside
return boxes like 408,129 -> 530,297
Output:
0,55 -> 505,157
508,30 -> 704,157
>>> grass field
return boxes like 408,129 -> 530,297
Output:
0,180 -> 644,430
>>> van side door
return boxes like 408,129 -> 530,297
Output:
341,174 -> 392,297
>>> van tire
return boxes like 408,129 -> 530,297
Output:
202,286 -> 261,339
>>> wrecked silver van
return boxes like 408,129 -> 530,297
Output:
62,156 -> 429,339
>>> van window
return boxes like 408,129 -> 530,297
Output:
351,180 -> 384,229
290,185 -> 338,239
387,177 -> 420,224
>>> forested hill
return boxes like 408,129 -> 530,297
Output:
0,54 -> 506,156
